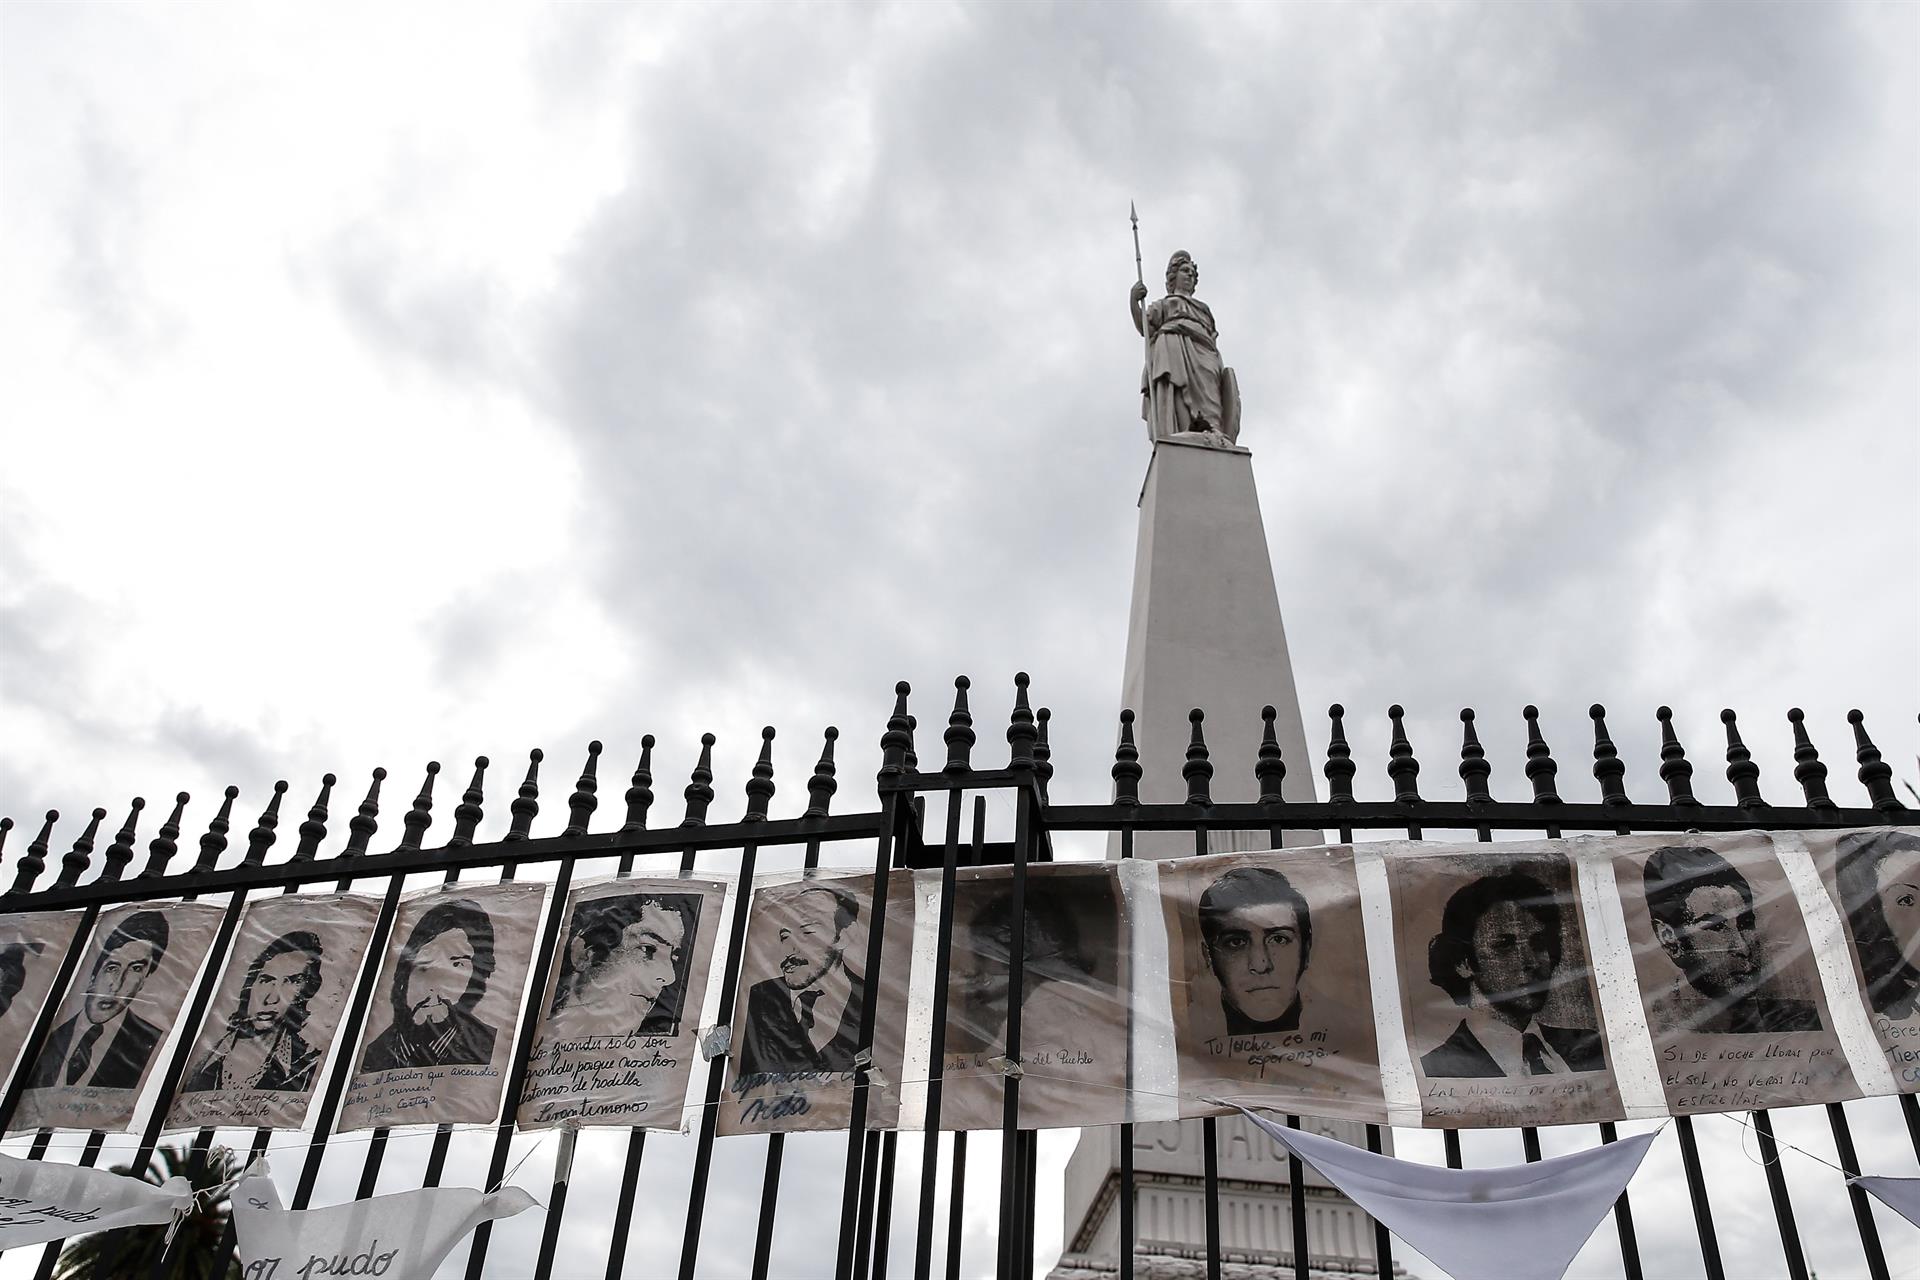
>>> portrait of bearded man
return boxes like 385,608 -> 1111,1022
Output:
361,898 -> 499,1071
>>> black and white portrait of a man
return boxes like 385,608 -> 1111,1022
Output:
30,910 -> 169,1090
739,883 -> 864,1074
361,898 -> 499,1071
183,931 -> 326,1094
1643,844 -> 1820,1035
546,890 -> 700,1040
1421,871 -> 1605,1079
1197,867 -> 1312,1035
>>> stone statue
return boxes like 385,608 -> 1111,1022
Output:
1130,250 -> 1242,447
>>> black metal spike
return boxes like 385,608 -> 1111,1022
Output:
1112,710 -> 1142,806
944,677 -> 976,775
141,793 -> 190,878
1458,710 -> 1492,804
57,807 -> 106,887
743,727 -> 777,822
0,818 -> 11,877
682,734 -> 716,827
1386,705 -> 1421,804
619,740 -> 652,835
294,774 -> 337,861
343,769 -> 385,857
1786,710 -> 1837,811
1590,705 -> 1629,808
805,727 -> 840,818
1256,706 -> 1287,806
563,742 -> 603,838
12,810 -> 55,894
904,715 -> 919,773
396,762 -> 440,854
192,786 -> 240,873
509,750 -> 545,841
1035,709 -> 1054,801
1850,710 -> 1902,813
244,781 -> 291,866
1522,706 -> 1562,805
1007,674 -> 1037,775
1656,707 -> 1700,806
880,682 -> 913,778
449,756 -> 490,848
1184,709 -> 1214,807
100,797 -> 144,882
1324,704 -> 1356,805
1721,709 -> 1765,810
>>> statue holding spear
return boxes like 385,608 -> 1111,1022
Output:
1129,205 -> 1242,446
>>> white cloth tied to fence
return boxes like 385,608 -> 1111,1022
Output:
0,1150 -> 192,1249
1850,1176 -> 1920,1229
232,1161 -> 538,1280
1235,1106 -> 1658,1280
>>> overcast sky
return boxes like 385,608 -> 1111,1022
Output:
1,2 -> 1915,1277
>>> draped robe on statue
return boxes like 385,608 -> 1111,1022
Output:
1140,293 -> 1224,439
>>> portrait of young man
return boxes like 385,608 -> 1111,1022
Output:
738,882 -> 865,1075
29,910 -> 169,1090
1643,844 -> 1820,1035
1421,870 -> 1606,1079
1197,867 -> 1312,1035
361,898 -> 500,1071
546,890 -> 700,1040
183,931 -> 326,1094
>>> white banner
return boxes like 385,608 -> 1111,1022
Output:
0,1150 -> 190,1248
1851,1175 -> 1920,1230
232,1162 -> 538,1280
1236,1105 -> 1658,1280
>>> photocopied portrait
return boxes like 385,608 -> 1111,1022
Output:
938,863 -> 1130,1131
1388,845 -> 1622,1128
720,870 -> 916,1137
1806,827 -> 1920,1094
337,880 -> 547,1132
518,877 -> 725,1131
167,892 -> 380,1130
1613,831 -> 1856,1115
0,912 -> 84,1091
11,900 -> 224,1134
1161,849 -> 1387,1124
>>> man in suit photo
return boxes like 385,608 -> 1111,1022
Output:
1644,844 -> 1820,1034
1421,870 -> 1606,1079
30,909 -> 170,1090
361,898 -> 500,1071
738,883 -> 865,1075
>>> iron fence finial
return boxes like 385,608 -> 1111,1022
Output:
1458,709 -> 1492,804
244,781 -> 291,866
1184,708 -> 1213,808
1112,709 -> 1142,807
1786,710 -> 1836,811
58,807 -> 107,887
343,770 -> 385,857
1590,705 -> 1629,808
880,682 -> 913,778
620,739 -> 654,835
1256,705 -> 1287,807
12,810 -> 55,894
295,775 -> 337,862
101,797 -> 145,882
805,726 -> 840,818
1325,704 -> 1356,804
1006,675 -> 1036,775
1386,705 -> 1421,804
945,677 -> 975,775
682,734 -> 717,828
1849,709 -> 1902,813
507,750 -> 544,841
1522,706 -> 1562,805
1721,709 -> 1766,811
744,727 -> 777,822
565,743 -> 603,838
142,793 -> 190,878
449,757 -> 490,848
396,763 -> 440,854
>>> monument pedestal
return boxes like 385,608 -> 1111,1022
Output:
1113,438 -> 1320,860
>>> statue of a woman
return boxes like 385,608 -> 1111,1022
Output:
1130,250 -> 1241,445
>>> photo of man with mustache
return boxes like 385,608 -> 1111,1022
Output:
360,898 -> 499,1071
183,931 -> 326,1094
738,883 -> 864,1075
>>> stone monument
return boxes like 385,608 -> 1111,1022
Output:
1049,238 -> 1394,1280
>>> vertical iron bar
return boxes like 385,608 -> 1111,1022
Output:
1597,1122 -> 1644,1280
1118,822 -> 1136,1280
995,782 -> 1034,1280
1202,1116 -> 1222,1280
1901,1094 -> 1920,1162
1674,1116 -> 1725,1280
854,1129 -> 884,1280
872,1129 -> 900,1280
946,1132 -> 970,1280
1749,1110 -> 1810,1280
914,788 -> 968,1280
751,1134 -> 787,1280
1827,1102 -> 1891,1280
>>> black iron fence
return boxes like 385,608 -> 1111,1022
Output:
0,679 -> 1910,1280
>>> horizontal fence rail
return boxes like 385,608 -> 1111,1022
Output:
0,684 -> 1910,1280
